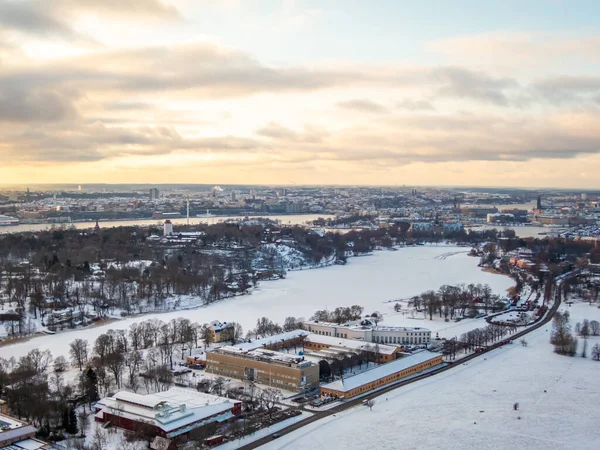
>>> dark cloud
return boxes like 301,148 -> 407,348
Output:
337,99 -> 388,114
0,85 -> 79,122
1,121 -> 263,163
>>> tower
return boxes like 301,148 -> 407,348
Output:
164,220 -> 173,236
186,197 -> 190,225
536,195 -> 542,210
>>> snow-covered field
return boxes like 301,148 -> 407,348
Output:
261,302 -> 600,450
0,246 -> 513,360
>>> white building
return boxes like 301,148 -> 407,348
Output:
94,388 -> 241,439
163,219 -> 173,236
303,319 -> 431,346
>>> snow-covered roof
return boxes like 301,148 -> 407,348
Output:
321,351 -> 442,393
218,346 -> 312,368
233,329 -> 309,352
306,334 -> 398,355
96,388 -> 240,437
210,320 -> 233,332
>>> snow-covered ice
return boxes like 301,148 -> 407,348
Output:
0,246 -> 513,360
260,302 -> 600,450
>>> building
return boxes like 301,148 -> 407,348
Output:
234,329 -> 309,352
303,320 -> 431,346
163,220 -> 173,236
487,213 -> 515,224
205,346 -> 319,391
94,388 -> 241,440
149,188 -> 160,201
535,214 -> 569,226
0,412 -> 50,449
304,334 -> 403,363
461,206 -> 498,218
320,351 -> 443,399
209,320 -> 234,343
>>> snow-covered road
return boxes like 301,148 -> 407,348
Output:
260,303 -> 600,450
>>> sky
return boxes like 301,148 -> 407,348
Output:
1,0 -> 600,188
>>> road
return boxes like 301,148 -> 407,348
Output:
238,274 -> 573,449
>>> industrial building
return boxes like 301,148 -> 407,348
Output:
94,388 -> 241,440
206,346 -> 318,391
320,351 -> 443,399
303,320 -> 432,346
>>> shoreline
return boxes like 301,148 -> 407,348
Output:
0,244 -> 515,349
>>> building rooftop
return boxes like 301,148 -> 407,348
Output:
232,329 -> 309,352
96,387 -> 240,437
0,413 -> 38,448
305,334 -> 398,355
216,346 -> 313,368
304,320 -> 430,334
321,351 -> 442,393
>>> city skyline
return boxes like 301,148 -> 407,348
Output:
1,0 -> 600,187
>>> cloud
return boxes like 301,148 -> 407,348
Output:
426,32 -> 600,71
337,99 -> 388,114
256,122 -> 298,140
0,85 -> 79,122
0,1 -> 75,38
103,101 -> 155,111
432,66 -> 521,106
532,75 -> 600,105
0,0 -> 180,41
396,99 -> 435,111
54,0 -> 181,20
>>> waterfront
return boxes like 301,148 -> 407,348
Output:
0,213 -> 334,234
0,245 -> 513,360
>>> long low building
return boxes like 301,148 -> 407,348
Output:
304,319 -> 431,346
304,334 -> 403,363
320,351 -> 443,399
94,388 -> 241,440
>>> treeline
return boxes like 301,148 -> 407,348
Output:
443,323 -> 519,359
402,283 -> 504,320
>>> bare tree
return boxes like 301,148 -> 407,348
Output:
200,324 -> 214,349
591,343 -> 600,361
260,388 -> 281,419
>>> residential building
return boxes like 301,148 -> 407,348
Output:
304,334 -> 403,363
208,320 -> 234,343
320,351 -> 443,399
206,346 -> 318,391
149,188 -> 160,201
303,320 -> 432,346
94,388 -> 241,440
163,220 -> 173,236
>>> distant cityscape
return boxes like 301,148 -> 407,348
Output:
1,185 -> 599,240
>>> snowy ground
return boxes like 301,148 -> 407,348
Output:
0,246 -> 513,360
260,302 -> 600,450
216,412 -> 312,450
